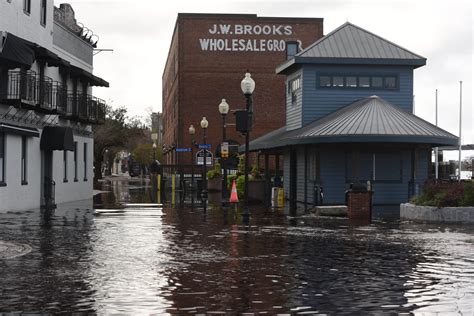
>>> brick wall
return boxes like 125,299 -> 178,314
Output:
162,14 -> 324,165
347,192 -> 372,221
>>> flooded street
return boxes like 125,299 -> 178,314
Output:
1,178 -> 473,314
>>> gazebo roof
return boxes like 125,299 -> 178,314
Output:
247,96 -> 458,151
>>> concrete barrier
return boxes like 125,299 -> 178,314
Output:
312,205 -> 348,217
400,203 -> 474,224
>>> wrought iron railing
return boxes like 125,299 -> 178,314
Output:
64,92 -> 105,124
1,70 -> 37,105
1,70 -> 105,124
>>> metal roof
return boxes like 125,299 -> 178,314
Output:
277,22 -> 426,74
246,96 -> 459,151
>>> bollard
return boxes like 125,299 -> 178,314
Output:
157,174 -> 161,204
171,174 -> 176,206
277,187 -> 285,207
271,187 -> 279,207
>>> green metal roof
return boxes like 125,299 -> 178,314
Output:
246,96 -> 459,151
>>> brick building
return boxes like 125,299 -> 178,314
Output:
162,13 -> 323,166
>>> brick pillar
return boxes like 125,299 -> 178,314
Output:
347,192 -> 372,222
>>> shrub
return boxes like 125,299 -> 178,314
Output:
411,180 -> 474,207
206,162 -> 221,179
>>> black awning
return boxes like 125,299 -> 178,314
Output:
0,122 -> 39,137
70,65 -> 109,87
0,31 -> 36,67
34,46 -> 71,67
40,126 -> 74,151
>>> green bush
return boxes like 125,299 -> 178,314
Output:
411,180 -> 474,207
206,162 -> 221,179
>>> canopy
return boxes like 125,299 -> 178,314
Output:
40,126 -> 74,151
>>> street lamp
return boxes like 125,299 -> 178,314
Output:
151,132 -> 158,161
219,98 -> 230,204
189,124 -> 196,191
200,117 -> 209,202
241,72 -> 255,218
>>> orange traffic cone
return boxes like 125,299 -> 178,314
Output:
229,179 -> 239,203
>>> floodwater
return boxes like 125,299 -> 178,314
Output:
0,178 -> 473,314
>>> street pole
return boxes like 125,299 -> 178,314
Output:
219,98 -> 230,205
200,117 -> 208,203
244,94 -> 251,218
240,72 -> 255,221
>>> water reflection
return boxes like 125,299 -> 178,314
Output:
0,178 -> 472,314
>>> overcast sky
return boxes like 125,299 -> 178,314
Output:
64,0 -> 473,146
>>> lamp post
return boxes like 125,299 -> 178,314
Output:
200,117 -> 209,202
219,98 -> 230,204
151,132 -> 158,161
189,124 -> 196,191
240,72 -> 255,218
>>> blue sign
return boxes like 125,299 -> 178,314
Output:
175,148 -> 191,152
198,144 -> 211,149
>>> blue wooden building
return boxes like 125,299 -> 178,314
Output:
248,22 -> 458,209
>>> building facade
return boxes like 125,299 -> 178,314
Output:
248,22 -> 458,209
162,13 -> 323,166
0,1 -> 107,212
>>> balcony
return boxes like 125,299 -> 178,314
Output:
0,70 -> 105,124
64,93 -> 105,124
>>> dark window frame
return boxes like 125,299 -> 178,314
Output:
63,150 -> 68,183
83,142 -> 88,181
0,132 -> 5,186
23,0 -> 31,14
73,141 -> 78,182
318,73 -> 399,91
345,150 -> 403,183
21,136 -> 27,185
288,76 -> 301,105
286,41 -> 299,60
40,0 -> 47,26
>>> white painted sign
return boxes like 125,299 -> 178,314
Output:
199,23 -> 302,52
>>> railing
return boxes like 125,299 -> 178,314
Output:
65,92 -> 106,124
37,76 -> 54,111
1,70 -> 37,105
1,70 -> 105,124
52,82 -> 68,114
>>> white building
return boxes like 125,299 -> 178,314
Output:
0,1 -> 108,212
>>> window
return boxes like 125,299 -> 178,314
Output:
384,76 -> 397,89
359,76 -> 370,88
286,42 -> 298,60
83,143 -> 88,181
23,0 -> 31,14
0,133 -> 5,186
63,150 -> 68,182
318,74 -> 398,90
40,0 -> 47,26
332,76 -> 344,87
346,151 -> 402,182
372,77 -> 383,88
289,76 -> 301,105
74,142 -> 78,182
21,136 -> 27,185
346,76 -> 357,88
319,76 -> 331,87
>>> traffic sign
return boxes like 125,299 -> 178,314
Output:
196,149 -> 213,166
175,147 -> 191,152
198,144 -> 211,149
221,142 -> 229,158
